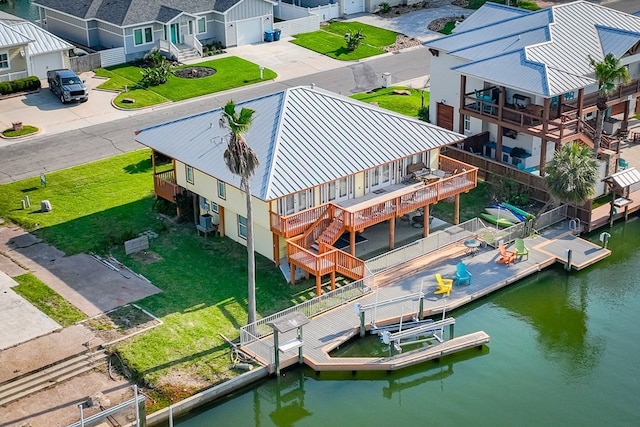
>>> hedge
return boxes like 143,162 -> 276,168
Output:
0,76 -> 41,95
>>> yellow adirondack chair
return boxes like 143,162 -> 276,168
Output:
435,273 -> 453,296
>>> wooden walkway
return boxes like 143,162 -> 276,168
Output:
241,226 -> 610,373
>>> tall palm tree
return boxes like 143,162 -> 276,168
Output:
219,100 -> 259,325
544,141 -> 599,208
588,53 -> 630,156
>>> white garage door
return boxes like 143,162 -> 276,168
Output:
344,0 -> 365,15
236,17 -> 263,46
31,52 -> 64,80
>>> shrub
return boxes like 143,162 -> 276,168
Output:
344,29 -> 365,51
418,106 -> 429,122
144,49 -> 165,67
0,81 -> 12,95
0,76 -> 41,95
379,2 -> 391,13
140,62 -> 171,87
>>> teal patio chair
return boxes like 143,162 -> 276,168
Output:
515,238 -> 529,261
455,261 -> 472,286
619,158 -> 629,170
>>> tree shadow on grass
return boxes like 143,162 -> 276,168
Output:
123,157 -> 153,174
331,47 -> 354,58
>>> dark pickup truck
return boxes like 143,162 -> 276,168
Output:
47,69 -> 89,103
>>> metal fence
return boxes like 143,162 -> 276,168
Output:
365,218 -> 482,274
240,274 -> 374,346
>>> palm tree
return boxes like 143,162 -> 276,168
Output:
588,53 -> 630,156
543,141 -> 599,210
219,100 -> 259,325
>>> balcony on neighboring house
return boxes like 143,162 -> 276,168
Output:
153,169 -> 182,202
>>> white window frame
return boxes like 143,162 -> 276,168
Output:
188,20 -> 194,35
463,115 -> 471,131
0,52 -> 9,70
238,215 -> 247,239
197,17 -> 206,34
210,202 -> 218,213
133,26 -> 153,46
185,165 -> 194,184
217,180 -> 226,199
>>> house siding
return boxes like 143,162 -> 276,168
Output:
1,46 -> 27,75
227,0 -> 273,21
175,161 -> 275,260
96,21 -> 124,50
42,9 -> 89,47
123,23 -> 163,62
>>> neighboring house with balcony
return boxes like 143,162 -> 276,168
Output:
424,1 -> 640,199
135,85 -> 478,294
0,11 -> 72,81
33,0 -> 277,63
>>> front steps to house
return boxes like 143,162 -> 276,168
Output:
176,44 -> 201,63
0,348 -> 109,406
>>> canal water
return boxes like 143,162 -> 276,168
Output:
0,0 -> 38,22
177,218 -> 640,426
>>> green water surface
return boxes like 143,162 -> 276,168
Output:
177,218 -> 640,426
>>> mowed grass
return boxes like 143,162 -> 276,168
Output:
350,86 -> 429,118
12,273 -> 87,327
0,150 -> 319,405
96,57 -> 277,108
291,21 -> 397,60
0,149 -> 158,254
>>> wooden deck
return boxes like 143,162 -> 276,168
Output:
241,225 -> 610,373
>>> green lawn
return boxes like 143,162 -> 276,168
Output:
2,125 -> 39,137
12,273 -> 87,327
0,149 -> 159,254
96,56 -> 277,108
0,150 -> 319,406
350,86 -> 429,118
291,21 -> 397,60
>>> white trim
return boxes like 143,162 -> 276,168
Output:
237,214 -> 247,239
0,51 -> 9,70
133,26 -> 154,46
197,17 -> 206,34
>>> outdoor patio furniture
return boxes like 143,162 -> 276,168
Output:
619,158 -> 629,170
496,244 -> 516,267
455,262 -> 472,286
435,274 -> 453,296
514,238 -> 529,260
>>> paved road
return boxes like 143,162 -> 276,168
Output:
0,46 -> 429,184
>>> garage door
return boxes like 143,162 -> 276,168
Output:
344,0 -> 365,15
236,17 -> 263,46
31,52 -> 64,80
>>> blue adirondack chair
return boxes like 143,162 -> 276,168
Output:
455,261 -> 472,286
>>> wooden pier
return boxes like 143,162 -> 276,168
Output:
241,226 -> 610,373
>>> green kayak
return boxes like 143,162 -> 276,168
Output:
480,213 -> 515,228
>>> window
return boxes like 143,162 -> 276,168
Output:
188,21 -> 193,35
210,202 -> 218,213
185,166 -> 194,184
238,215 -> 247,239
463,115 -> 470,131
0,52 -> 8,69
197,17 -> 206,34
217,180 -> 226,199
133,26 -> 153,46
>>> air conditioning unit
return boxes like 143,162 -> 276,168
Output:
199,214 -> 213,229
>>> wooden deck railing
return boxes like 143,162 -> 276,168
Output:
271,205 -> 328,238
154,169 -> 181,202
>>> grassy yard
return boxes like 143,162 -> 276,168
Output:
96,56 -> 277,108
0,150 -> 319,406
350,86 -> 429,118
12,273 -> 87,327
291,21 -> 397,60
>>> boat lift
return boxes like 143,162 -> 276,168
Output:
354,292 -> 429,337
381,317 -> 456,355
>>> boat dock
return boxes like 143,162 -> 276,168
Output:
241,224 -> 610,373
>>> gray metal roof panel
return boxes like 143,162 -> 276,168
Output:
135,87 -> 465,201
452,2 -> 530,34
607,167 -> 640,188
0,22 -> 32,48
6,22 -> 72,54
452,27 -> 549,61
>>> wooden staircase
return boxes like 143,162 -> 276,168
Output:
316,218 -> 345,250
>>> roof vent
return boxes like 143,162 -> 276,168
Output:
310,83 -> 315,89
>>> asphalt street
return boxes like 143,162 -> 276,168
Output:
0,47 -> 429,184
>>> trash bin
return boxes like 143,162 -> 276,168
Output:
274,29 -> 281,41
264,30 -> 275,42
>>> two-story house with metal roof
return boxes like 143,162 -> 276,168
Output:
424,1 -> 640,200
135,85 -> 478,294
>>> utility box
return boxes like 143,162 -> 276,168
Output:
41,200 -> 52,212
382,72 -> 392,88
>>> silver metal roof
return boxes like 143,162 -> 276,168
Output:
3,22 -> 72,55
452,2 -> 531,34
605,167 -> 640,188
135,86 -> 465,201
0,22 -> 32,49
426,1 -> 640,97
